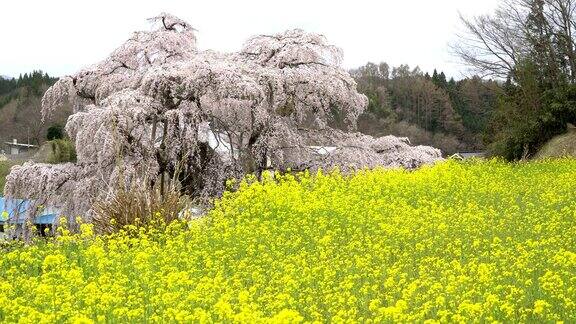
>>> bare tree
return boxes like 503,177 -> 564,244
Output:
4,13 -> 442,224
453,0 -> 530,78
454,0 -> 576,81
544,0 -> 576,82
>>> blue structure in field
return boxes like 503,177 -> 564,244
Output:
0,197 -> 57,229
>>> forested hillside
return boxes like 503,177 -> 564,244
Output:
0,71 -> 71,147
351,63 -> 502,154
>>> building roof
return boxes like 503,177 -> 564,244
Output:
459,152 -> 485,158
3,142 -> 37,148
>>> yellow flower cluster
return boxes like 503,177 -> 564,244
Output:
1,159 -> 575,322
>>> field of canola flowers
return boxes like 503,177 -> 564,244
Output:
1,159 -> 576,323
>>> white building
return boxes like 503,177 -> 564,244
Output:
3,139 -> 37,155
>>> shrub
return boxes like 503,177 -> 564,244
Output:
0,161 -> 19,192
48,139 -> 76,164
486,62 -> 576,160
46,124 -> 64,141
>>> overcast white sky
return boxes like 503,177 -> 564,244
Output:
1,0 -> 500,79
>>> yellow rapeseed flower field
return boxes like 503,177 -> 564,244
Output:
1,159 -> 576,323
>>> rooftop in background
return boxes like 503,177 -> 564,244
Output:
459,152 -> 485,159
4,139 -> 37,148
3,139 -> 38,156
450,152 -> 486,160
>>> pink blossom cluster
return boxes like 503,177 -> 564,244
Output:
5,13 -> 442,223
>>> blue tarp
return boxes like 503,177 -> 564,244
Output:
35,214 -> 57,225
0,197 -> 57,225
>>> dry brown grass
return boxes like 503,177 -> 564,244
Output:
92,181 -> 189,234
535,128 -> 576,159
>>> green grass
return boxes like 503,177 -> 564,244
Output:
0,160 -> 16,192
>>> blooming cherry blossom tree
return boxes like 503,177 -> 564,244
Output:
5,13 -> 442,223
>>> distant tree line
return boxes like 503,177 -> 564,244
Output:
0,71 -> 58,109
351,63 -> 501,154
0,71 -> 69,147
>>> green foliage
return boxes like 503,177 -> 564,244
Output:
487,60 -> 576,160
0,72 -> 71,148
0,71 -> 57,109
0,92 -> 17,110
0,160 -> 24,192
46,124 -> 64,141
0,161 -> 13,192
352,62 -> 395,119
48,139 -> 77,164
16,71 -> 58,97
0,77 -> 17,96
0,159 -> 575,322
431,69 -> 448,89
